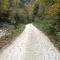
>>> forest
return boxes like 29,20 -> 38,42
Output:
0,0 -> 60,49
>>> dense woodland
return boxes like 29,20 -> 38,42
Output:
0,0 -> 60,49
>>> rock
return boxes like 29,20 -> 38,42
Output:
0,29 -> 9,38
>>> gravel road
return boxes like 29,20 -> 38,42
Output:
0,24 -> 60,60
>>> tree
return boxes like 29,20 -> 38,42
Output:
31,3 -> 39,22
0,0 -> 9,13
47,2 -> 60,16
0,0 -> 10,25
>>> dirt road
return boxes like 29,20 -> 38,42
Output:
0,24 -> 60,60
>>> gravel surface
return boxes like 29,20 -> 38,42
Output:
0,29 -> 7,38
0,29 -> 10,38
0,24 -> 60,60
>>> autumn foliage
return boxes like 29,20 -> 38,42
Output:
47,3 -> 60,16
